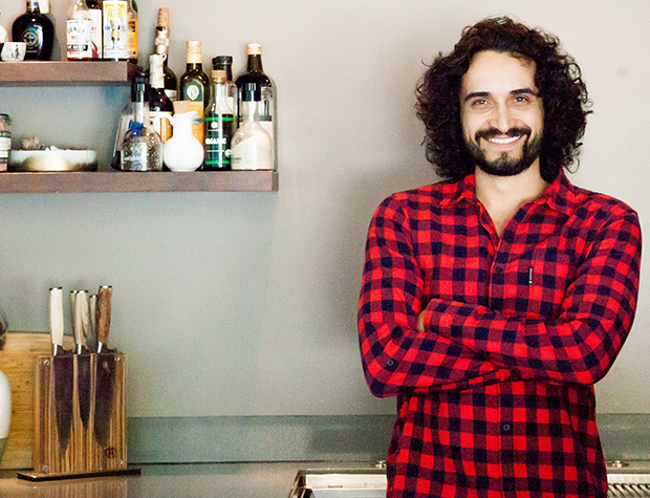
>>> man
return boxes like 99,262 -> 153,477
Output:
358,17 -> 641,498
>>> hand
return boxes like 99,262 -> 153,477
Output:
417,310 -> 425,332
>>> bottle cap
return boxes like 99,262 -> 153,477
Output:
157,8 -> 169,27
131,73 -> 149,103
186,41 -> 202,63
211,69 -> 227,84
246,43 -> 262,55
212,55 -> 233,68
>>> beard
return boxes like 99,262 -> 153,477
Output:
465,127 -> 542,177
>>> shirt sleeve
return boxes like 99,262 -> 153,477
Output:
420,209 -> 642,386
358,196 -> 509,398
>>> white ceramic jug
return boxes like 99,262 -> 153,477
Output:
159,111 -> 204,172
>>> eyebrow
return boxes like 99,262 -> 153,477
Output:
463,87 -> 539,102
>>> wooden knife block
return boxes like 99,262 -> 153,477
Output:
31,352 -> 127,477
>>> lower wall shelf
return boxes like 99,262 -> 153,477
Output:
0,170 -> 279,193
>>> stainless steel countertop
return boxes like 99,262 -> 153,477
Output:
0,461 -> 382,498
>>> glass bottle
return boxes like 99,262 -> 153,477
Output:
231,84 -> 272,171
126,0 -> 137,64
235,43 -> 276,168
204,70 -> 234,171
120,74 -> 163,171
179,41 -> 209,108
102,0 -> 128,60
86,0 -> 102,59
212,55 -> 238,127
12,0 -> 55,61
153,8 -> 177,101
66,0 -> 92,61
149,54 -> 174,144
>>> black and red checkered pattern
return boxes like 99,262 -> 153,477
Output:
358,171 -> 641,498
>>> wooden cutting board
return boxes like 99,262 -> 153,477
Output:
0,332 -> 73,469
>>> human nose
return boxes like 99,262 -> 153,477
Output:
489,102 -> 515,133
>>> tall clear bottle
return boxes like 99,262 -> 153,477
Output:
179,41 -> 209,108
86,0 -> 102,59
120,74 -> 163,171
235,43 -> 276,168
153,8 -> 177,101
204,70 -> 234,170
231,84 -> 272,171
66,0 -> 92,60
12,0 -> 55,60
212,55 -> 237,127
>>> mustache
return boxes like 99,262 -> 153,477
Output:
475,127 -> 532,141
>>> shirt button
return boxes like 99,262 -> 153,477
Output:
501,422 -> 512,433
386,359 -> 395,367
494,266 -> 504,274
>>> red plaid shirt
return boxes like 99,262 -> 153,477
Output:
358,171 -> 641,498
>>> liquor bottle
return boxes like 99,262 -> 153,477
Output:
212,55 -> 238,126
153,8 -> 177,101
11,0 -> 55,61
235,43 -> 276,167
66,0 -> 92,60
120,74 -> 163,171
149,54 -> 173,144
179,41 -> 209,108
102,0 -> 128,60
86,0 -> 102,59
231,84 -> 272,171
204,70 -> 234,170
126,0 -> 137,64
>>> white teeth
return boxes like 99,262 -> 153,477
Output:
487,136 -> 520,145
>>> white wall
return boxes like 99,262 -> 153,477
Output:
0,0 -> 647,417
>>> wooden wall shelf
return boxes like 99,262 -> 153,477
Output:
0,171 -> 279,193
0,61 -> 139,87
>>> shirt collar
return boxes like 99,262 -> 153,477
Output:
439,169 -> 577,216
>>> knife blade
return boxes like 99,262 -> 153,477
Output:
73,290 -> 92,430
49,286 -> 74,457
93,285 -> 115,450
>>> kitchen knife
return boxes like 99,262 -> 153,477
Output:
93,285 -> 115,450
49,286 -> 74,457
73,290 -> 92,430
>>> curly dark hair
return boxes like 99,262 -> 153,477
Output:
415,17 -> 592,182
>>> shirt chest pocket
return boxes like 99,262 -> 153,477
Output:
499,242 -> 576,319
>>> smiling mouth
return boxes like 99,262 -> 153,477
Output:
476,127 -> 531,146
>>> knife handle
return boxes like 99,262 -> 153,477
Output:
96,285 -> 112,350
76,290 -> 89,350
71,290 -> 81,350
88,294 -> 97,349
48,287 -> 64,352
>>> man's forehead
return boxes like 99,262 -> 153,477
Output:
460,50 -> 538,96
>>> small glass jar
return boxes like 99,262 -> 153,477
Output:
0,114 -> 11,172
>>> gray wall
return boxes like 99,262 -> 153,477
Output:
0,0 -> 648,426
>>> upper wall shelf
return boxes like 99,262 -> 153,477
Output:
0,61 -> 139,87
0,171 -> 279,193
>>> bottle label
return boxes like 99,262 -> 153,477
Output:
102,0 -> 128,60
183,83 -> 203,102
88,9 -> 102,59
164,89 -> 177,102
0,131 -> 10,151
20,25 -> 44,55
204,115 -> 234,169
67,19 -> 92,60
127,18 -> 138,59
